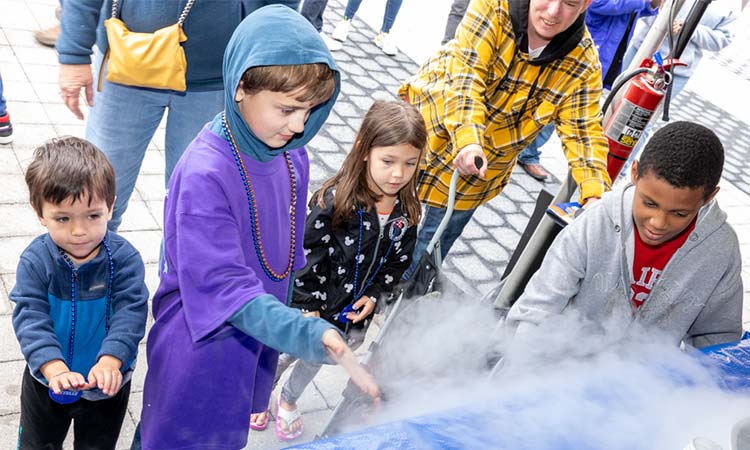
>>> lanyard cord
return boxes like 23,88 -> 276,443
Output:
58,240 -> 114,367
351,209 -> 395,302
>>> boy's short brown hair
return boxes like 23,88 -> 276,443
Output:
239,63 -> 336,104
25,136 -> 116,217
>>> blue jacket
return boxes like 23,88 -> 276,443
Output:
56,0 -> 277,91
585,0 -> 658,85
11,231 -> 148,399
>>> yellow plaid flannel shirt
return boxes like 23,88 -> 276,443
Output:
399,0 -> 611,210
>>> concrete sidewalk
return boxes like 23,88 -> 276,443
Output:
1,0 -> 749,448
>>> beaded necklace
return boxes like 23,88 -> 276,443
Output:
58,240 -> 115,368
221,112 -> 296,281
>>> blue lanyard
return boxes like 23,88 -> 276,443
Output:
351,209 -> 395,302
58,240 -> 114,367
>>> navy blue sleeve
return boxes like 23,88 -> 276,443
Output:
97,246 -> 149,367
229,294 -> 337,364
57,0 -> 105,65
11,255 -> 65,377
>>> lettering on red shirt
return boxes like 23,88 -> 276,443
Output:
631,218 -> 696,309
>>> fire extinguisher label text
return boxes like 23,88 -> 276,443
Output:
605,99 -> 655,149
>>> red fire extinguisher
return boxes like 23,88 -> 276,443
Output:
602,58 -> 685,180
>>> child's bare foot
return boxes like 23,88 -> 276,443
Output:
250,410 -> 269,431
275,394 -> 304,440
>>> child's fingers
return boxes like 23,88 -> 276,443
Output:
49,379 -> 62,394
110,373 -> 123,396
98,369 -> 113,394
353,297 -> 369,309
105,371 -> 122,396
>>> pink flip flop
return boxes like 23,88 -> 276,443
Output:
250,410 -> 269,431
275,393 -> 304,441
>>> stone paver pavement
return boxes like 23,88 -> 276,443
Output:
1,0 -> 749,448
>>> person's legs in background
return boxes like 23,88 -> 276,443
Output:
301,0 -> 341,51
33,1 -> 62,47
332,0 -> 362,42
517,123 -> 554,182
163,89 -> 224,185
374,0 -> 403,56
441,0 -> 469,45
0,72 -> 12,145
402,205 -> 477,280
301,0 -> 329,31
86,82 -> 166,232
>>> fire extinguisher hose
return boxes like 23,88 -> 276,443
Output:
602,67 -> 651,116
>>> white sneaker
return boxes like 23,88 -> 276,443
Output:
377,32 -> 398,56
331,19 -> 351,42
321,33 -> 342,51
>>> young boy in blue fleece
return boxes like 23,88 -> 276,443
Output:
11,137 -> 148,449
507,121 -> 742,350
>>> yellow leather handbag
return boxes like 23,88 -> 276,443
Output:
100,0 -> 195,92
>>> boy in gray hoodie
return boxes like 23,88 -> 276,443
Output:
507,121 -> 742,349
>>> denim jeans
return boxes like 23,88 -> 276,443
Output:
301,0 -> 330,31
245,0 -> 300,10
441,0 -> 469,45
344,0 -> 403,33
517,123 -> 555,165
87,54 -> 223,231
402,205 -> 477,280
0,72 -> 6,116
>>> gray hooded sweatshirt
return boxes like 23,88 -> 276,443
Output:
507,184 -> 742,349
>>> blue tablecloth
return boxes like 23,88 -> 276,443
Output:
287,336 -> 750,450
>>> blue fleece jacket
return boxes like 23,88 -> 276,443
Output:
56,0 -> 276,91
10,231 -> 148,399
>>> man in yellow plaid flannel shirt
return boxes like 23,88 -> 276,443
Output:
400,0 -> 611,279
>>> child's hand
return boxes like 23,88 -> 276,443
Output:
322,329 -> 381,406
87,355 -> 123,396
345,296 -> 376,324
41,359 -> 87,394
303,310 -> 321,318
48,371 -> 88,394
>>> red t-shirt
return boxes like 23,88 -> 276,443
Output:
631,218 -> 697,309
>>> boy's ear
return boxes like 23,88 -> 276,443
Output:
630,160 -> 639,184
107,197 -> 115,221
234,82 -> 245,102
703,186 -> 720,204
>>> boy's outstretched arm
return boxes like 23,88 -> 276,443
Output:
322,329 -> 381,404
229,296 -> 380,402
505,217 -> 590,337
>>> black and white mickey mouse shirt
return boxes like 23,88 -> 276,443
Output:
290,187 -> 417,328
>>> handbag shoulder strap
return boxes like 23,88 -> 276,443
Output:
111,0 -> 196,26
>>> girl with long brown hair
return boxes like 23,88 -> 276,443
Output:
265,100 -> 426,441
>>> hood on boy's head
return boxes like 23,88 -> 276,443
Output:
221,5 -> 340,159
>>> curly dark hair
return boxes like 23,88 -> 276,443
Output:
636,121 -> 724,198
